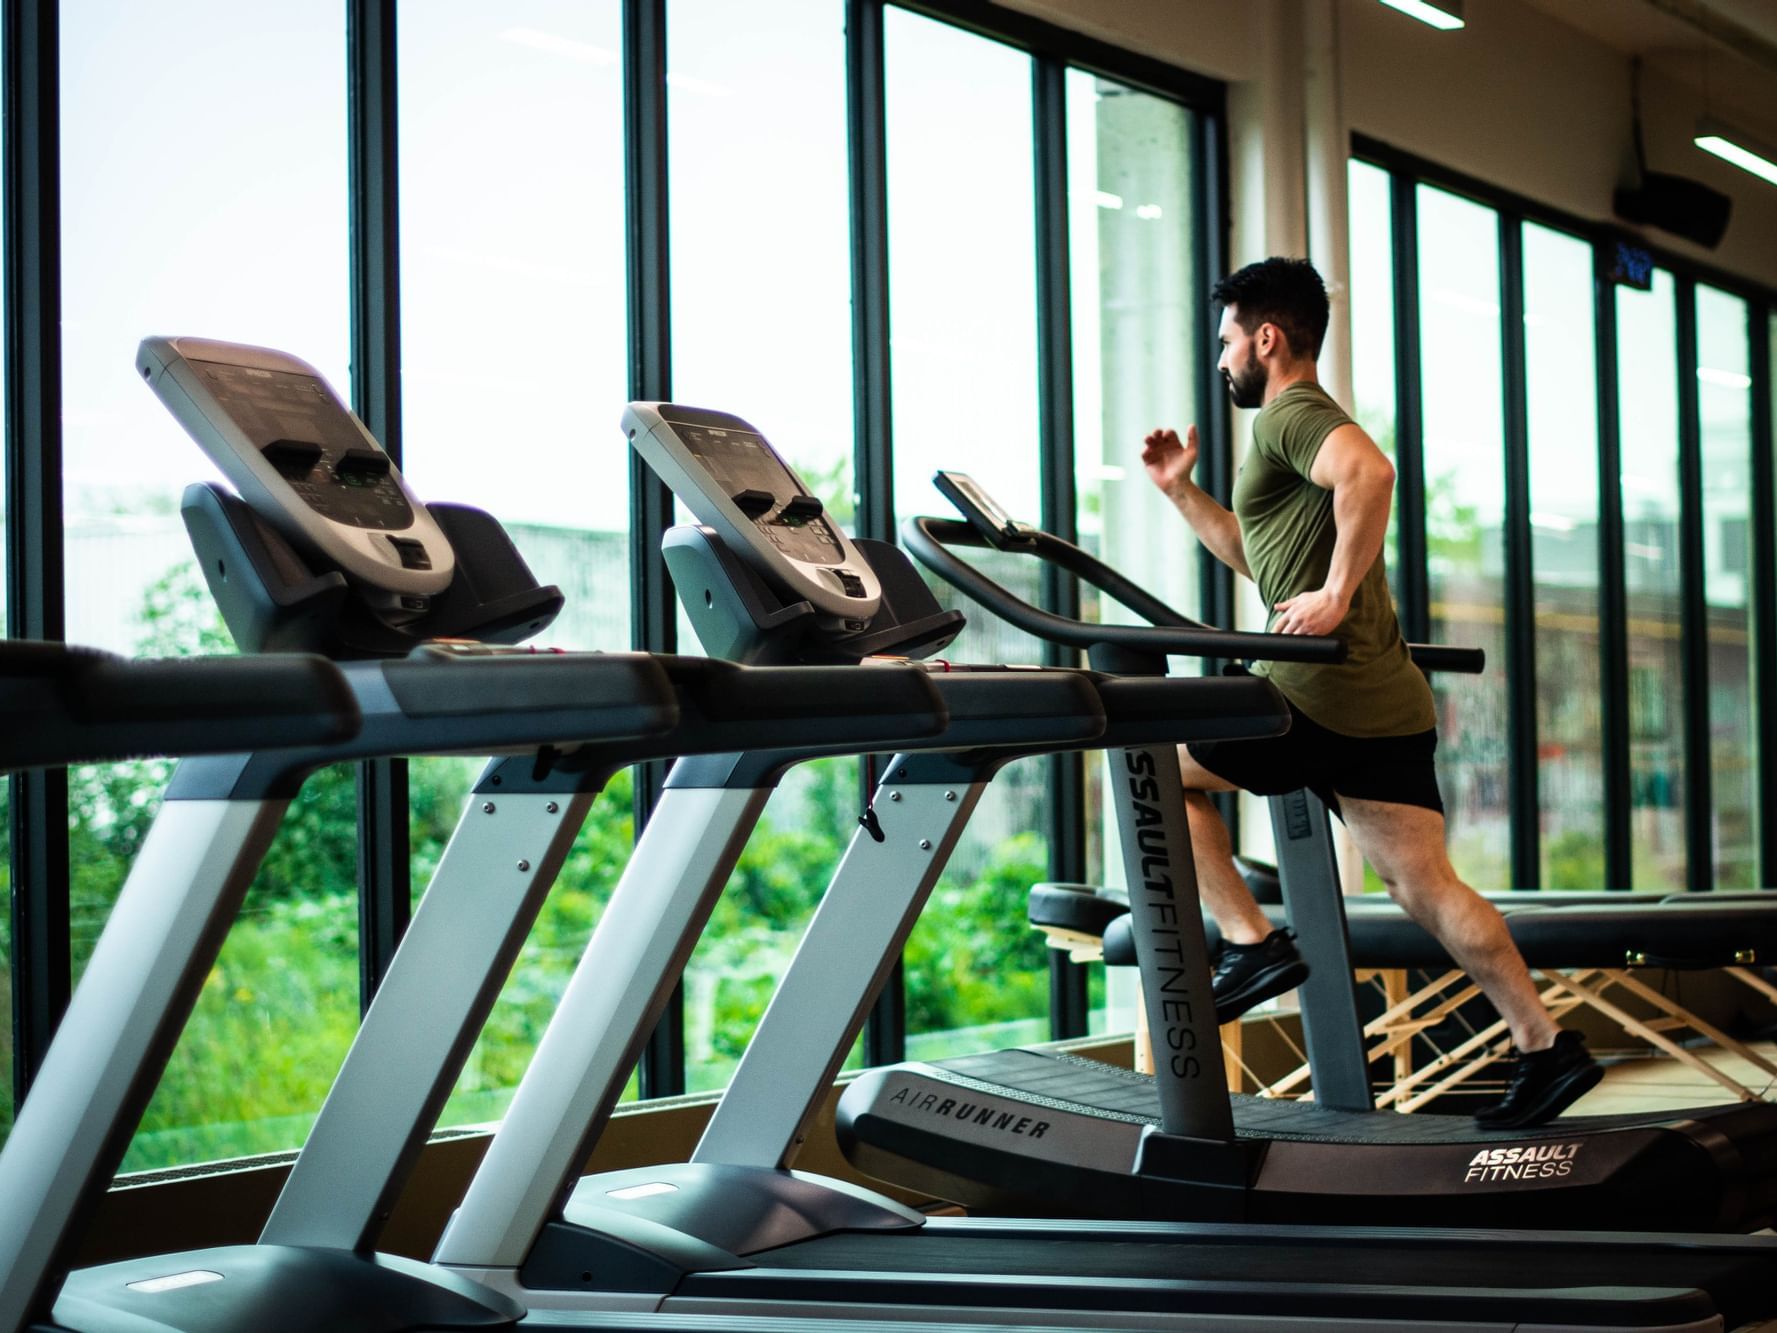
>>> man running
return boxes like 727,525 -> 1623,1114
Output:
1141,256 -> 1599,1129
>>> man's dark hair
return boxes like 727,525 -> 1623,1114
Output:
1212,258 -> 1329,360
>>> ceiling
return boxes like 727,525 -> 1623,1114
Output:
1517,0 -> 1777,132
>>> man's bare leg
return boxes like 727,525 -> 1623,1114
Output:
1338,796 -> 1558,1053
1176,746 -> 1274,946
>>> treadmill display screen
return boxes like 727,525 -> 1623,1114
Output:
673,423 -> 844,566
191,359 -> 415,531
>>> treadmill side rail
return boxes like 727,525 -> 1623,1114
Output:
435,785 -> 771,1271
692,778 -> 988,1169
0,798 -> 289,1332
263,785 -> 603,1249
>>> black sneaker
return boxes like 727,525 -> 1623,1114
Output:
1212,928 -> 1311,1023
1473,1030 -> 1603,1130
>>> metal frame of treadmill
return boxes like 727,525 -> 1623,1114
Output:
0,652 -> 680,1333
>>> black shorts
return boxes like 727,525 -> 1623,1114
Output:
1186,700 -> 1444,818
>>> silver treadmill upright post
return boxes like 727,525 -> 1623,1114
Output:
433,780 -> 771,1273
1268,788 -> 1372,1111
693,769 -> 987,1169
0,787 -> 289,1333
262,772 -> 602,1249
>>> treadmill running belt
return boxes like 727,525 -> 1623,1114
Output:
936,1048 -> 1755,1142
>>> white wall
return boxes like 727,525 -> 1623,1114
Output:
994,0 -> 1777,292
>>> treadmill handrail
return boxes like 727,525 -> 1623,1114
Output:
904,516 -> 1485,675
0,642 -> 360,772
904,516 -> 1344,664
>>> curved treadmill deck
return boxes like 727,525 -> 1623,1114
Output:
839,1049 -> 1777,1230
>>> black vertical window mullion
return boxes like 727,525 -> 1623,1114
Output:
346,0 -> 411,1007
5,0 -> 68,1101
1195,110 -> 1239,839
1498,220 -> 1538,890
847,0 -> 893,547
624,0 -> 682,1097
1195,110 -> 1233,637
1751,309 -> 1776,886
1675,278 -> 1712,892
846,0 -> 907,1067
1388,173 -> 1429,646
1593,250 -> 1632,890
1031,56 -> 1086,1040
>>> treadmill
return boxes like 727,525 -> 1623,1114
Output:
832,474 -> 1777,1235
421,407 -> 1777,1331
0,339 -> 956,1333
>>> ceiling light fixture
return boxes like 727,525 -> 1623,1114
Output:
1377,0 -> 1464,32
1695,118 -> 1777,188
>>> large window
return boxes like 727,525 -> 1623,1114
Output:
1416,185 -> 1510,889
397,0 -> 630,1128
1356,145 -> 1775,899
1695,285 -> 1756,888
59,0 -> 356,1168
4,0 -> 1530,1181
1617,270 -> 1686,891
1522,223 -> 1604,889
886,9 -> 1051,1060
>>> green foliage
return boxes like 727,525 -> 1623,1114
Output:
1544,829 -> 1607,891
906,832 -> 1050,1035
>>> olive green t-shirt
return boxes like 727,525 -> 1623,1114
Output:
1233,382 -> 1434,738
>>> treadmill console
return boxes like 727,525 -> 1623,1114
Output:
624,402 -> 882,628
139,336 -> 453,622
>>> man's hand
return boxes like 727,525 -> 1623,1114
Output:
1272,587 -> 1349,636
1141,426 -> 1199,501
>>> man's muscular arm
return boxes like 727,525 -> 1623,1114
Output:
1271,423 -> 1395,636
1141,425 -> 1253,581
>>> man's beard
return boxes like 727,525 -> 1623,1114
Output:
1224,359 -> 1267,409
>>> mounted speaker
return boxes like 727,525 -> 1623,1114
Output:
1613,170 -> 1732,249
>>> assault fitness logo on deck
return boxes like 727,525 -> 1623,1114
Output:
1463,1141 -> 1581,1184
887,1085 -> 1052,1140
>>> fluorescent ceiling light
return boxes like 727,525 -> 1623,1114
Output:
1530,512 -> 1578,533
1697,366 -> 1753,390
499,27 -> 617,65
1695,119 -> 1777,187
1378,0 -> 1464,31
1095,190 -> 1124,210
1135,203 -> 1164,221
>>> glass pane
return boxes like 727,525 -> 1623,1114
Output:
1617,270 -> 1686,891
398,0 -> 629,1123
1416,185 -> 1509,889
665,0 -> 859,1092
1347,159 -> 1399,583
60,0 -> 353,1169
1065,68 -> 1199,1029
669,0 -> 851,514
1522,224 -> 1604,889
398,0 -> 627,652
886,9 -> 1050,1058
685,756 -> 859,1093
1695,285 -> 1754,889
